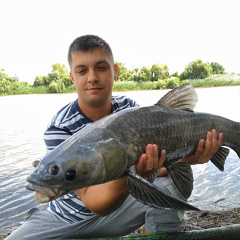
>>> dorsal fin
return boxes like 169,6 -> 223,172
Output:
156,83 -> 198,111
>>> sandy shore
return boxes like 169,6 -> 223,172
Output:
1,208 -> 240,239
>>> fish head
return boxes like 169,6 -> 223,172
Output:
26,134 -> 127,203
26,142 -> 105,199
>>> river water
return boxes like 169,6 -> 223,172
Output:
0,86 -> 240,234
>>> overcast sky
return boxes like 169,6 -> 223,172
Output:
1,0 -> 239,83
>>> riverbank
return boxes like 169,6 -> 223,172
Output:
1,208 -> 240,239
127,207 -> 240,236
1,74 -> 240,95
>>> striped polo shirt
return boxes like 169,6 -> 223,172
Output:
44,96 -> 138,223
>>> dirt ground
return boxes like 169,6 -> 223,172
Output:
1,208 -> 240,239
127,207 -> 240,236
184,208 -> 240,231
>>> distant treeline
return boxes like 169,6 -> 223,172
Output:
1,60 -> 239,95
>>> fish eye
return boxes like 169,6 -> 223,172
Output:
49,165 -> 59,175
32,160 -> 40,168
65,169 -> 76,181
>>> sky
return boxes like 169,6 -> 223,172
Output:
1,0 -> 239,83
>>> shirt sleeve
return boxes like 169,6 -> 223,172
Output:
44,126 -> 72,151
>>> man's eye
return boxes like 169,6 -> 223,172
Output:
97,65 -> 107,71
77,69 -> 86,74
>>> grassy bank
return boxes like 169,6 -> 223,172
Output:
1,74 -> 240,96
112,74 -> 240,91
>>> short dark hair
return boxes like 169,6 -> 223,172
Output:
68,35 -> 114,66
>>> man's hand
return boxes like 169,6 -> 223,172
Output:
180,129 -> 223,164
136,129 -> 223,180
136,144 -> 166,179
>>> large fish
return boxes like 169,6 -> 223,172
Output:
26,84 -> 240,211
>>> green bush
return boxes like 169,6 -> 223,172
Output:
49,80 -> 65,93
180,59 -> 212,80
210,62 -> 225,74
62,77 -> 73,87
165,77 -> 180,89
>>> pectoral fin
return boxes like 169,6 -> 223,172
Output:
210,147 -> 229,171
166,162 -> 193,199
126,170 -> 199,211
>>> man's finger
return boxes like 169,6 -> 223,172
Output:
217,132 -> 223,146
135,154 -> 147,175
152,144 -> 159,169
158,150 -> 166,169
211,129 -> 218,149
145,144 -> 154,171
202,131 -> 213,155
194,139 -> 204,158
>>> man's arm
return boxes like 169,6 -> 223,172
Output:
75,144 -> 165,217
75,178 -> 129,217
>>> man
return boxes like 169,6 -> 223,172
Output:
7,35 -> 222,239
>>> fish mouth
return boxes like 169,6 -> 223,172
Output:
26,183 -> 64,203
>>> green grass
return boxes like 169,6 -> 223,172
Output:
181,74 -> 240,88
1,74 -> 240,95
113,74 -> 240,91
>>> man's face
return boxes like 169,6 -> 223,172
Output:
70,48 -> 118,108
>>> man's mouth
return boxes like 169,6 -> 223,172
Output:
86,84 -> 104,91
87,87 -> 103,92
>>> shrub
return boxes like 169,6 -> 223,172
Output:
180,59 -> 212,80
49,80 -> 65,93
210,62 -> 225,74
165,77 -> 180,89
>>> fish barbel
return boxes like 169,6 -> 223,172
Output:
26,84 -> 240,211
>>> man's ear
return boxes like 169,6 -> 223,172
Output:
70,72 -> 75,85
114,63 -> 119,80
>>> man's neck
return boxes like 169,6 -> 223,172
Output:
78,100 -> 112,122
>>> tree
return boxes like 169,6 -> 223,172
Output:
116,61 -> 128,81
138,66 -> 151,81
151,63 -> 169,81
127,68 -> 139,81
0,69 -> 15,82
180,59 -> 212,80
49,80 -> 66,93
33,75 -> 51,86
210,62 -> 225,74
170,72 -> 180,78
33,63 -> 72,88
48,63 -> 70,81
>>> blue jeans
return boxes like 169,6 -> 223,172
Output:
6,175 -> 188,239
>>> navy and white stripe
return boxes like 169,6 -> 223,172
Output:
44,96 -> 138,223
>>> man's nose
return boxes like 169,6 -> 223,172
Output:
88,70 -> 98,83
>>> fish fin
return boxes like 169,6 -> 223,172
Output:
166,162 -> 193,199
126,170 -> 199,211
147,170 -> 159,183
156,83 -> 198,111
210,147 -> 230,171
130,164 -> 159,183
